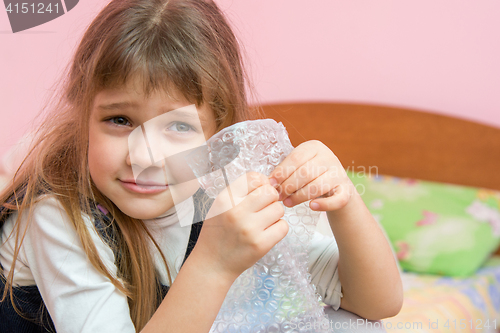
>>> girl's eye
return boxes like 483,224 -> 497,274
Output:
109,117 -> 131,127
168,122 -> 194,133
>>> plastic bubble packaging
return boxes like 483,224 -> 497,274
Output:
187,119 -> 330,333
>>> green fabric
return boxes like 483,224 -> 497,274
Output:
347,171 -> 500,277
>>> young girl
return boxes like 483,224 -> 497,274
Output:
0,0 -> 403,332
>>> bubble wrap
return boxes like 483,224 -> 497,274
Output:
187,119 -> 330,332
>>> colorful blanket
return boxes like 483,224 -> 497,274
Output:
382,256 -> 500,332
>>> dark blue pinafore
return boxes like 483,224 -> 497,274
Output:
0,190 -> 208,333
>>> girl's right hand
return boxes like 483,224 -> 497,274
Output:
191,172 -> 288,281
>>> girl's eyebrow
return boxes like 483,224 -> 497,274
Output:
96,102 -> 193,116
96,101 -> 138,111
169,109 -> 202,120
153,109 -> 211,126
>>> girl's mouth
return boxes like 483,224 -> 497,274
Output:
120,180 -> 169,194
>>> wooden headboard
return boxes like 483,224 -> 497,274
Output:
261,102 -> 500,191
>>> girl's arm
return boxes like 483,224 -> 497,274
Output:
141,250 -> 236,333
326,186 -> 403,320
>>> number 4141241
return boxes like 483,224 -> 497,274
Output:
6,3 -> 60,14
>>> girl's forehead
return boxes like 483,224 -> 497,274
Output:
93,82 -> 192,114
95,76 -> 184,102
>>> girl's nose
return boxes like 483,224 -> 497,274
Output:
125,153 -> 133,166
127,125 -> 155,169
127,127 -> 169,185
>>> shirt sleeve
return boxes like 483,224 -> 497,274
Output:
307,230 -> 343,310
22,196 -> 136,333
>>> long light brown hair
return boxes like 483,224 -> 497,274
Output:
0,0 -> 259,330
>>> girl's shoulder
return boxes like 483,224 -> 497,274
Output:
2,194 -> 86,234
1,194 -> 117,284
2,194 -> 69,234
4,194 -> 99,228
13,194 -> 113,254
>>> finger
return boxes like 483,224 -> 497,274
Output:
241,184 -> 280,213
245,172 -> 270,193
260,218 -> 289,250
269,143 -> 317,188
282,171 -> 335,207
309,183 -> 354,211
206,172 -> 269,220
277,158 -> 329,200
227,171 -> 269,199
253,201 -> 285,229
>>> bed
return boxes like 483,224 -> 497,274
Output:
262,102 -> 500,333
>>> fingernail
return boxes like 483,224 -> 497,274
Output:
269,177 -> 279,188
310,202 -> 320,210
284,198 -> 292,207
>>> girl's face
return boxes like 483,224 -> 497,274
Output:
88,77 -> 217,220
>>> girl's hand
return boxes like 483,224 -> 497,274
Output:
269,140 -> 354,212
192,172 -> 288,281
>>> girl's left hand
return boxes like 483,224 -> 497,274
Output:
269,140 -> 354,212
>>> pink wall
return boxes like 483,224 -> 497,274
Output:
2,0 -> 500,159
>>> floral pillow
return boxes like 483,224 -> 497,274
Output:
348,171 -> 500,277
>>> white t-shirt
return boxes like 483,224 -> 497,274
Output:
0,195 -> 342,333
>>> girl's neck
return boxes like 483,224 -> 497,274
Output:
143,196 -> 195,229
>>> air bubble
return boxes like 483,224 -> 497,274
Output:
214,177 -> 225,189
259,133 -> 269,143
259,312 -> 272,324
263,254 -> 276,266
289,215 -> 300,226
265,300 -> 279,313
251,324 -> 266,333
296,206 -> 307,214
256,264 -> 269,277
268,132 -> 277,143
301,215 -> 313,225
211,138 -> 223,150
278,276 -> 291,288
257,289 -> 270,301
264,278 -> 275,289
223,131 -> 235,142
267,323 -> 280,333
235,127 -> 247,137
270,265 -> 282,277
271,288 -> 285,299
251,300 -> 264,312
246,312 -> 257,324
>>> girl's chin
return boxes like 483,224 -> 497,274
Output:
117,200 -> 175,220
125,209 -> 174,220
